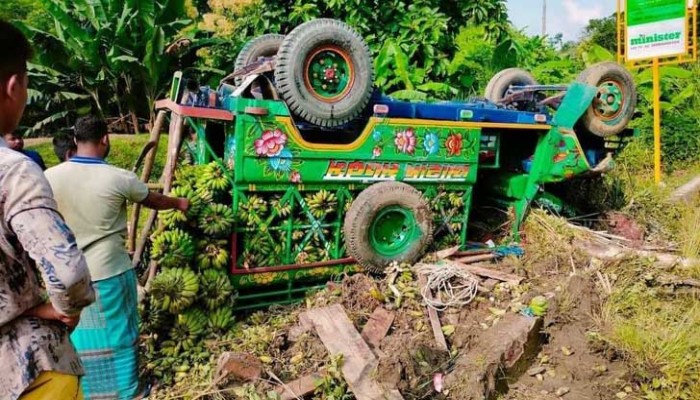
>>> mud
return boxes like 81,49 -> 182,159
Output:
606,211 -> 645,243
503,274 -> 627,400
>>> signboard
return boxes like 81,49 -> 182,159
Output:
625,0 -> 688,61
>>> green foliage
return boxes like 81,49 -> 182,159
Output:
373,24 -> 574,100
582,14 -> 617,53
196,0 -> 510,92
20,0 -> 196,134
0,0 -> 51,30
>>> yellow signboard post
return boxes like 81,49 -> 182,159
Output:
617,0 -> 697,183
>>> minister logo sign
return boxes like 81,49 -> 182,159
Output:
626,0 -> 688,61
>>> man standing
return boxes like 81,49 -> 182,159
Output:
0,20 -> 95,400
52,131 -> 77,163
45,115 -> 189,399
3,131 -> 47,170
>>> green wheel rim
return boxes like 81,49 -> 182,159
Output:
369,206 -> 419,257
594,80 -> 624,120
304,46 -> 353,101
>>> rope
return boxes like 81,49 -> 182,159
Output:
415,262 -> 480,311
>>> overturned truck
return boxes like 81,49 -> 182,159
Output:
130,19 -> 637,309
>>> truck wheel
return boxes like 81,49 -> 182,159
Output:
344,182 -> 433,274
275,19 -> 374,127
484,68 -> 538,103
577,62 -> 637,138
234,34 -> 285,86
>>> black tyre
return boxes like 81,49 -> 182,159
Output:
344,182 -> 433,274
484,68 -> 538,103
274,19 -> 374,127
233,34 -> 285,86
576,62 -> 637,138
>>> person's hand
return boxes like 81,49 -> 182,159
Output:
24,303 -> 81,331
177,197 -> 190,212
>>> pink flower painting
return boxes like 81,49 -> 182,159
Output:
255,129 -> 287,157
394,128 -> 416,154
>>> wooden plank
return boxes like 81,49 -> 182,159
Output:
360,307 -> 395,348
417,275 -> 449,352
128,110 -> 166,254
144,114 -> 185,288
452,262 -> 524,286
435,245 -> 460,260
302,305 -> 404,400
453,253 -> 497,264
154,99 -> 234,121
275,370 -> 326,400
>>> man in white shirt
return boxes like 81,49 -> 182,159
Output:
45,115 -> 189,399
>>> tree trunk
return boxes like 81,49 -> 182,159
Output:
130,111 -> 140,135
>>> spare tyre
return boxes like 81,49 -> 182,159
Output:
484,68 -> 538,103
344,182 -> 433,274
576,62 -> 636,138
233,34 -> 285,86
274,19 -> 374,127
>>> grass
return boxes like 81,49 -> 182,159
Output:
524,147 -> 700,400
597,164 -> 700,398
27,134 -> 167,178
596,259 -> 700,400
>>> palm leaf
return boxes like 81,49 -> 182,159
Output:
26,111 -> 70,135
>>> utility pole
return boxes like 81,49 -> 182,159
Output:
542,0 -> 547,36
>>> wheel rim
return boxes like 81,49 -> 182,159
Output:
369,206 -> 419,257
303,45 -> 354,102
593,80 -> 625,120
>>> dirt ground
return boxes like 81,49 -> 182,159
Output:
503,274 -> 629,400
152,212 -> 648,400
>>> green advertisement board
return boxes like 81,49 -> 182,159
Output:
626,0 -> 688,61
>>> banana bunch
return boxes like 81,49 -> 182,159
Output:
147,350 -> 178,384
292,219 -> 305,241
194,185 -> 215,204
295,243 -> 330,264
448,192 -> 465,208
238,195 -> 268,226
305,190 -> 337,219
196,162 -> 230,194
435,233 -> 461,249
150,229 -> 195,269
160,186 -> 203,228
170,307 -> 208,350
198,203 -> 235,237
242,233 -> 278,267
290,218 -> 328,243
195,239 -> 229,270
159,339 -> 181,357
149,267 -> 200,314
429,191 -> 448,213
139,301 -> 171,333
173,164 -> 199,188
208,307 -> 234,333
344,196 -> 354,213
198,268 -> 234,310
269,195 -> 292,218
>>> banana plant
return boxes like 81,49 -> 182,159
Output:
22,63 -> 91,135
21,0 -> 193,133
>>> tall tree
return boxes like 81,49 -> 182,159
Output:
582,14 -> 617,53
